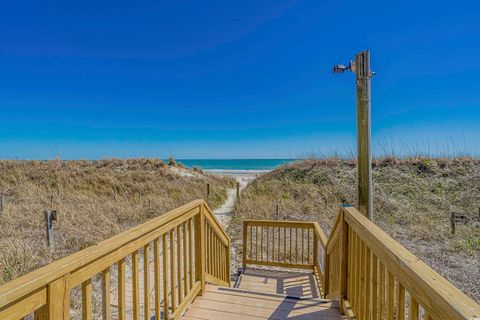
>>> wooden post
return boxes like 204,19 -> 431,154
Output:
242,221 -> 248,270
355,50 -> 373,220
451,212 -> 456,236
195,205 -> 206,295
43,275 -> 70,319
276,204 -> 279,220
0,195 -> 3,213
236,182 -> 240,199
44,210 -> 57,250
206,183 -> 210,202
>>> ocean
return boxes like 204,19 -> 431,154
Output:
174,159 -> 295,171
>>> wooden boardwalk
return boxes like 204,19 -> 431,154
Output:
183,268 -> 343,320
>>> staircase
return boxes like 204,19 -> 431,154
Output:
0,199 -> 479,320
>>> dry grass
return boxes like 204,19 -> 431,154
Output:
229,157 -> 480,303
0,158 -> 234,285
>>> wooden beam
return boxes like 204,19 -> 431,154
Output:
355,50 -> 373,220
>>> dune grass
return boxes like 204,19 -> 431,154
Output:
229,157 -> 480,303
0,158 -> 234,285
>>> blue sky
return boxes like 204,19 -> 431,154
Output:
1,0 -> 479,159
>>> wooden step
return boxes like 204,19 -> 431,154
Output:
182,285 -> 343,320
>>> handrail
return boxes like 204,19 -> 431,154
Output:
0,199 -> 231,320
325,206 -> 480,320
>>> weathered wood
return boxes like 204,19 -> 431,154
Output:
355,49 -> 373,220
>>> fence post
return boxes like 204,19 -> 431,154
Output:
242,221 -> 248,270
450,212 -> 456,236
276,204 -> 279,220
339,210 -> 349,312
195,204 -> 206,295
0,195 -> 3,213
236,182 -> 240,199
206,183 -> 210,203
44,210 -> 58,250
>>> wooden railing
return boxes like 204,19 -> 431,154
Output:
325,206 -> 480,320
0,199 -> 230,320
242,220 -> 327,294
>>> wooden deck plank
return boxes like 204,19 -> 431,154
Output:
235,268 -> 320,299
183,266 -> 342,320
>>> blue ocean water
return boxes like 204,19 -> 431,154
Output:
175,159 -> 295,170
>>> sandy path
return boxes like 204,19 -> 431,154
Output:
214,176 -> 252,228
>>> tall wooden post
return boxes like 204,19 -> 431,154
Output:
355,50 -> 373,220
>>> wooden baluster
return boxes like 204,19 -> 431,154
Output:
371,253 -> 378,320
183,222 -> 188,296
347,227 -> 353,307
144,243 -> 150,320
266,226 -> 270,262
189,219 -> 194,290
396,282 -> 405,320
387,271 -> 394,320
289,227 -> 293,264
295,228 -> 299,264
379,262 -> 386,320
226,237 -> 231,285
260,226 -> 264,261
408,296 -> 419,320
132,250 -> 140,320
283,226 -> 287,264
170,229 -> 176,312
214,236 -> 218,277
307,228 -> 311,265
358,240 -> 365,318
82,279 -> 92,320
194,209 -> 205,296
254,225 -> 257,261
365,247 -> 371,319
204,224 -> 208,274
102,268 -> 111,320
154,239 -> 161,320
177,226 -> 182,304
277,227 -> 281,262
222,242 -> 226,281
118,258 -> 126,320
218,237 -> 221,278
301,228 -> 305,264
352,232 -> 358,312
162,234 -> 170,320
218,238 -> 221,278
210,225 -> 214,274
249,225 -> 253,262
